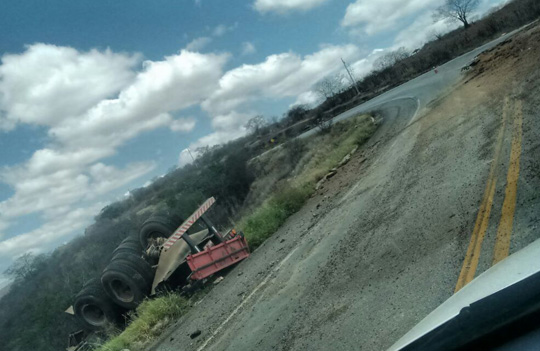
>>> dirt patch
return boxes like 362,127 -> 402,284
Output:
466,23 -> 540,86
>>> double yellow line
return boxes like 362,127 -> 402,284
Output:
454,98 -> 523,293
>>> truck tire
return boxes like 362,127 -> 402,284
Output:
101,261 -> 151,309
139,215 -> 183,250
113,236 -> 143,256
74,279 -> 120,330
111,252 -> 155,282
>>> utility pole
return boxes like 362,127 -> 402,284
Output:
187,148 -> 197,163
341,58 -> 360,95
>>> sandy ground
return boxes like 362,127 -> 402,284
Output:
150,23 -> 540,351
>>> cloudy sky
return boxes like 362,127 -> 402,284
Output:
0,0 -> 505,287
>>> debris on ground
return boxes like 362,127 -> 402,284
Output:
189,330 -> 202,339
316,145 -> 361,190
338,154 -> 351,167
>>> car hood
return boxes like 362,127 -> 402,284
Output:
388,238 -> 540,351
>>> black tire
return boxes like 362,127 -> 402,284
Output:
113,235 -> 143,255
101,261 -> 151,309
139,214 -> 183,249
111,252 -> 155,282
74,279 -> 120,330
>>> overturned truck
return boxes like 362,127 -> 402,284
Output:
67,197 -> 250,330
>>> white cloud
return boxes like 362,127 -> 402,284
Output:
88,162 -> 157,196
293,47 -> 388,107
241,42 -> 257,56
394,14 -> 459,49
210,110 -> 253,132
0,152 -> 155,219
178,149 -> 194,167
0,44 -> 139,130
179,44 -> 360,160
50,50 -> 229,150
0,46 -> 230,262
342,0 -> 443,34
178,110 -> 253,167
390,0 -> 503,50
292,90 -> 322,108
0,220 -> 8,239
0,276 -> 10,289
203,44 -> 360,115
254,0 -> 329,14
0,203 -> 104,259
186,37 -> 213,51
212,23 -> 238,37
348,48 -> 388,78
170,117 -> 197,132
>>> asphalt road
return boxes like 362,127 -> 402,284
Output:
152,28 -> 539,351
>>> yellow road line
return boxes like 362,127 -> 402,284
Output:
455,178 -> 497,292
454,98 -> 509,293
492,100 -> 523,264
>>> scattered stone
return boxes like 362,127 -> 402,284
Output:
279,238 -> 286,243
213,276 -> 224,285
315,178 -> 326,190
238,271 -> 244,276
326,170 -> 337,179
190,330 -> 202,339
350,145 -> 359,154
338,154 -> 351,167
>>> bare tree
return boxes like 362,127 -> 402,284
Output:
429,30 -> 445,41
313,110 -> 333,133
3,252 -> 44,281
374,47 -> 410,71
315,74 -> 345,100
285,105 -> 308,124
245,115 -> 267,136
435,0 -> 479,29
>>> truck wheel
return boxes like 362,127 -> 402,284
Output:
139,215 -> 183,250
101,261 -> 151,309
113,237 -> 143,256
111,252 -> 155,282
74,279 -> 120,330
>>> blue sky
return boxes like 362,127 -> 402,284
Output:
0,0 -> 505,286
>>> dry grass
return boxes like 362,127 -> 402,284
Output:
239,114 -> 376,249
96,293 -> 188,351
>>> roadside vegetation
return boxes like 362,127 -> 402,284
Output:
97,293 -> 189,351
1,1 -> 539,350
240,114 -> 376,248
